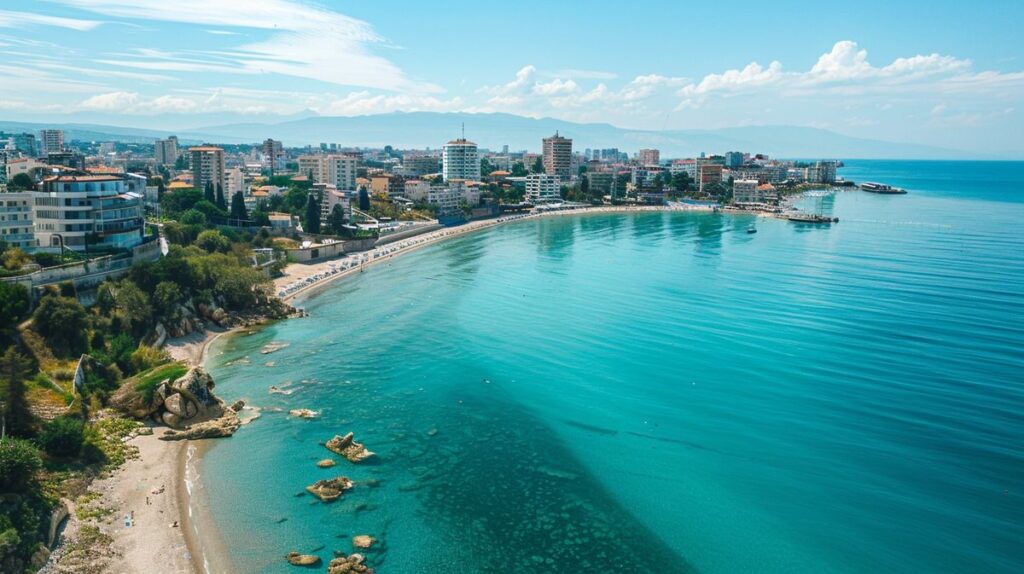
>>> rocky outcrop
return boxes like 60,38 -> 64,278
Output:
305,477 -> 354,502
352,535 -> 374,549
316,459 -> 337,468
108,366 -> 243,441
328,553 -> 373,574
325,433 -> 375,463
286,551 -> 321,566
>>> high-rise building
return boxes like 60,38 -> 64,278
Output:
33,175 -> 144,251
298,154 -> 358,190
190,146 -> 226,194
442,138 -> 480,182
639,149 -> 660,166
724,151 -> 744,169
542,132 -> 573,181
525,173 -> 560,203
40,129 -> 64,155
155,137 -> 179,165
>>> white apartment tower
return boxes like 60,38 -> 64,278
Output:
190,146 -> 226,194
526,173 -> 560,203
442,138 -> 480,182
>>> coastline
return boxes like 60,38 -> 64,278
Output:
278,204 -> 715,304
92,326 -> 239,574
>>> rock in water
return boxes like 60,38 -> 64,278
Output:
289,409 -> 320,419
159,408 -> 241,441
328,553 -> 373,574
317,459 -> 337,468
305,477 -> 354,502
352,535 -> 374,549
325,433 -> 375,463
285,551 -> 321,566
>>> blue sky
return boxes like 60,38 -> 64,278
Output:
1,0 -> 1022,154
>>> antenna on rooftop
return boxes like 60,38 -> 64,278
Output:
461,122 -> 465,140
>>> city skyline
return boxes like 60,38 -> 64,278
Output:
0,1 -> 1022,155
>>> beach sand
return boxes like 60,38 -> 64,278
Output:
91,429 -> 195,574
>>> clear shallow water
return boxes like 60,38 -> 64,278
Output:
201,161 -> 1024,573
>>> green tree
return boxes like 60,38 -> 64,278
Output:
230,191 -> 247,220
532,156 -> 544,174
196,229 -> 231,253
38,416 -> 84,458
304,192 -> 321,234
0,283 -> 30,329
327,204 -> 346,235
179,209 -> 208,226
358,187 -> 370,211
0,348 -> 35,438
0,438 -> 41,492
160,187 -> 203,217
215,184 -> 226,211
32,295 -> 88,357
510,162 -> 527,177
7,173 -> 34,191
580,176 -> 590,200
284,186 -> 309,214
1,248 -> 30,271
480,157 -> 493,176
204,181 -> 215,204
671,172 -> 691,192
152,281 -> 181,317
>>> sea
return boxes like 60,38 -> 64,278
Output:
196,160 -> 1024,573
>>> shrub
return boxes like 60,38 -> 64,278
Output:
32,295 -> 88,357
0,438 -> 42,492
129,346 -> 166,374
0,282 -> 30,328
39,416 -> 85,458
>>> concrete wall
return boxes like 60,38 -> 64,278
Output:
376,223 -> 442,246
284,237 -> 378,263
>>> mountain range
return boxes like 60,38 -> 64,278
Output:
0,112 -> 982,159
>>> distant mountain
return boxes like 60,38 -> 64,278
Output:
1,112 -> 976,159
187,112 -> 974,159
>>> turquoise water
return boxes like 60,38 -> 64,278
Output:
200,161 -> 1024,573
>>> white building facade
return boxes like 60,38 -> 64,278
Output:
442,139 -> 480,182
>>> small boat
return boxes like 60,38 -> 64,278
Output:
861,182 -> 907,194
746,225 -> 757,234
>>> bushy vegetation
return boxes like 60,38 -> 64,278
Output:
0,438 -> 42,492
39,416 -> 85,458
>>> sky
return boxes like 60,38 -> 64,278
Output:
0,0 -> 1022,155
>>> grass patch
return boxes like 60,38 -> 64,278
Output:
131,362 -> 188,403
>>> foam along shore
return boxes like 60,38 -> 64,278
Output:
276,204 -> 712,303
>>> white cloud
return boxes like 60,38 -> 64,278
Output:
80,91 -> 141,110
48,0 -> 434,92
533,78 -> 579,96
0,10 -> 103,31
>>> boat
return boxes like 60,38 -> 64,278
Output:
746,225 -> 757,234
786,213 -> 838,224
861,182 -> 907,194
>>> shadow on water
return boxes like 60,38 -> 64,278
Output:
389,381 -> 697,573
630,211 -> 668,242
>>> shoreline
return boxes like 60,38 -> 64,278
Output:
277,204 -> 717,304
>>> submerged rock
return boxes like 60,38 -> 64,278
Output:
352,535 -> 374,549
285,551 -> 321,566
289,409 -> 320,419
305,477 -> 354,502
325,432 -> 375,463
317,459 -> 337,468
328,553 -> 373,574
261,342 -> 290,354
